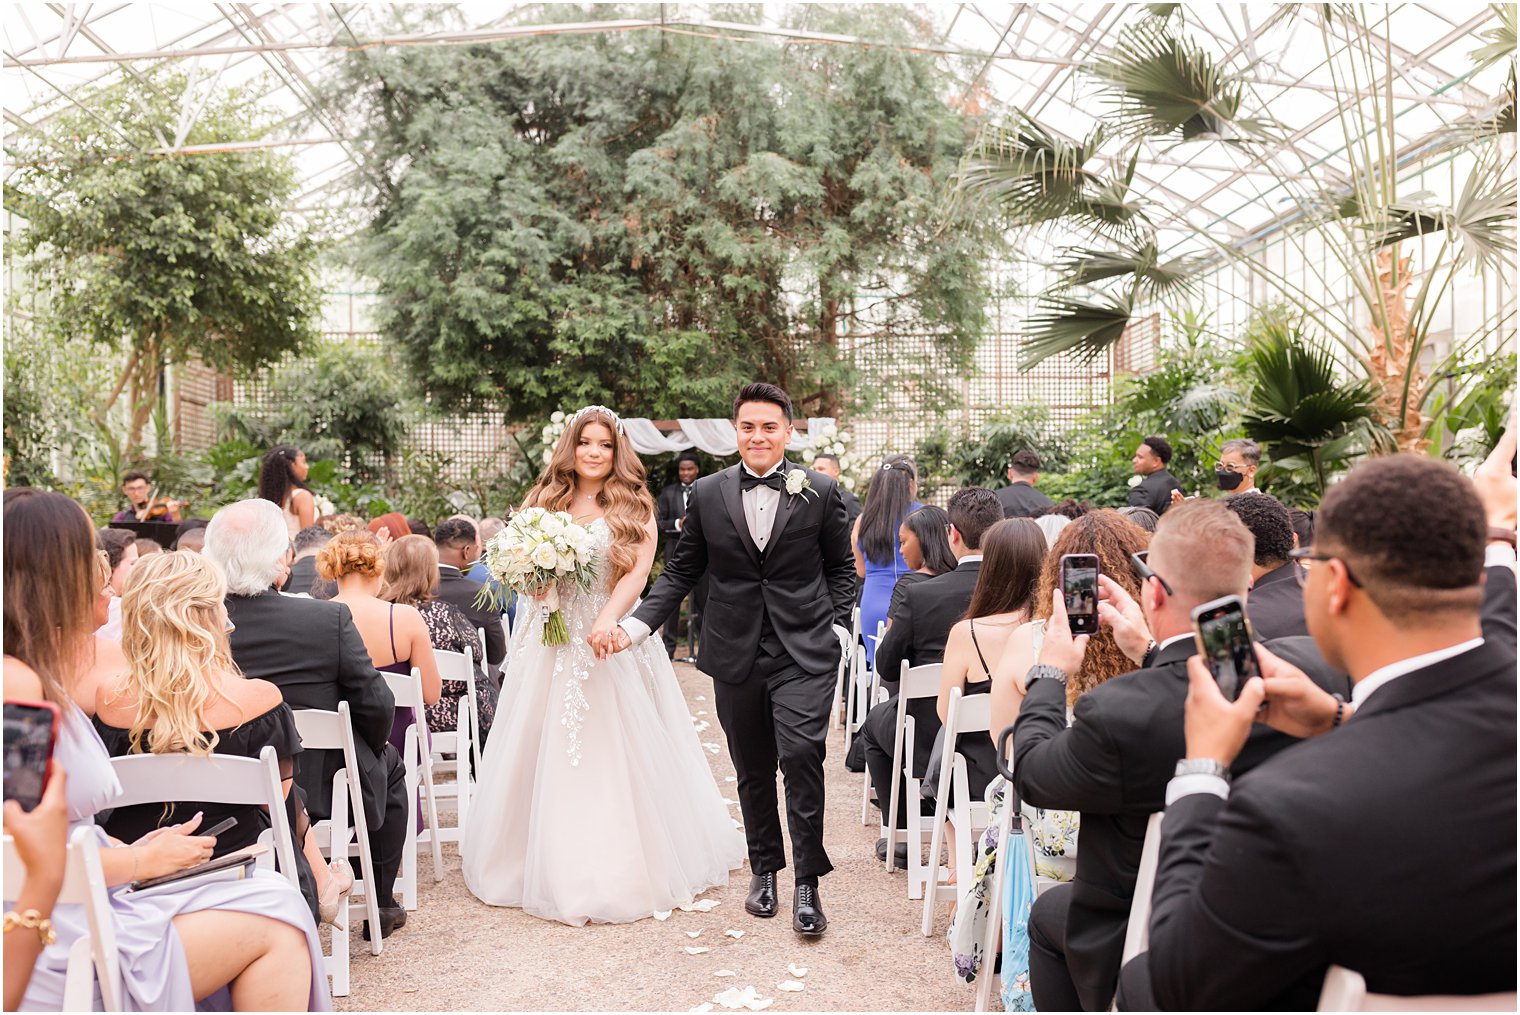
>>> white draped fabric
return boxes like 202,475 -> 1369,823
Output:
620,417 -> 836,458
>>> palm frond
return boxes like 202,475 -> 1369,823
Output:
1048,241 -> 1202,302
1088,22 -> 1268,144
1019,291 -> 1134,369
954,114 -> 1109,226
1471,4 -> 1517,72
1368,175 -> 1517,271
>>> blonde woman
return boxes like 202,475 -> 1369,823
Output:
93,551 -> 354,927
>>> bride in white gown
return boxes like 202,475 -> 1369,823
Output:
461,406 -> 745,925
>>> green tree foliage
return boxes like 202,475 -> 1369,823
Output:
5,68 -> 323,454
337,4 -> 998,421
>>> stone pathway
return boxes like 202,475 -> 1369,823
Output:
332,661 -> 977,1011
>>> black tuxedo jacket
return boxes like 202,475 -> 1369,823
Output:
1012,635 -> 1346,1011
1146,564 -> 1518,1010
224,590 -> 395,827
656,482 -> 693,543
997,481 -> 1054,519
436,566 -> 505,667
632,462 -> 855,681
1246,561 -> 1309,640
1128,468 -> 1184,515
281,554 -> 319,596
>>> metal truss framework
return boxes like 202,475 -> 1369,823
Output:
3,3 -> 1511,262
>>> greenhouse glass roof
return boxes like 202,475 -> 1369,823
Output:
4,3 -> 1511,253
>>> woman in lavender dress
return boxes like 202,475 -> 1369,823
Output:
2,488 -> 330,1012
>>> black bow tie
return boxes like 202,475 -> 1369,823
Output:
740,471 -> 787,493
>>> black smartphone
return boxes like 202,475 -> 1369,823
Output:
4,701 -> 61,812
200,815 -> 238,840
1191,595 -> 1262,701
1059,553 -> 1101,636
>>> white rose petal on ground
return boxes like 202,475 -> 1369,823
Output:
713,986 -> 773,1012
714,970 -> 737,978
724,928 -> 744,939
776,981 -> 805,993
786,964 -> 808,978
683,946 -> 711,955
654,911 -> 672,921
690,1004 -> 715,1012
686,930 -> 703,938
680,898 -> 721,913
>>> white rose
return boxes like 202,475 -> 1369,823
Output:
531,542 -> 559,569
784,471 -> 807,496
542,449 -> 553,464
839,431 -> 851,442
1128,474 -> 1144,488
550,410 -> 565,423
541,513 -> 563,537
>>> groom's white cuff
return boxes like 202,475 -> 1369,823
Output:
619,617 -> 652,645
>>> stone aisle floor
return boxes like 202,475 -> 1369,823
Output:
330,660 -> 980,1012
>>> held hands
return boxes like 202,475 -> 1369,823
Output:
2,770 -> 69,894
1036,587 -> 1089,677
131,811 -> 217,877
1183,654 -> 1266,766
1096,574 -> 1152,663
587,623 -> 631,660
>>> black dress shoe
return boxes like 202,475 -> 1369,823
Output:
361,905 -> 407,941
745,872 -> 778,918
793,883 -> 827,937
873,836 -> 909,870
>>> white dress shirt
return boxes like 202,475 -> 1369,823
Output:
741,461 -> 784,552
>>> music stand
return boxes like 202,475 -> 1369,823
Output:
107,520 -> 182,548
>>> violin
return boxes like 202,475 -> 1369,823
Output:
134,494 -> 187,522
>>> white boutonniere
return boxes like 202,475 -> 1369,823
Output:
1127,474 -> 1144,488
784,470 -> 816,501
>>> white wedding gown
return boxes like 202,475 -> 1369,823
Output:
461,518 -> 746,925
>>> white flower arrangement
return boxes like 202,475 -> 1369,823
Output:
809,420 -> 859,491
476,506 -> 598,645
312,494 -> 336,518
540,410 -> 569,464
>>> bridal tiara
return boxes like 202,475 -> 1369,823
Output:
569,404 -> 626,436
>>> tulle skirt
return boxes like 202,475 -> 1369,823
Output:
461,611 -> 745,926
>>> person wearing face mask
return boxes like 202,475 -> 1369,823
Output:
1216,438 -> 1262,494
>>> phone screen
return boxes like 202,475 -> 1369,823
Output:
1195,602 -> 1261,701
1061,555 -> 1100,634
3,703 -> 56,812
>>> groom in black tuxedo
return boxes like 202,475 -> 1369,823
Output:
615,383 -> 855,937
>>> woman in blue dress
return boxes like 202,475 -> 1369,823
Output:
2,488 -> 329,1012
850,455 -> 923,670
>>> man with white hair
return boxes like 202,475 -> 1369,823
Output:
205,498 -> 411,941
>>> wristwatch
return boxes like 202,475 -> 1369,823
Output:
1025,663 -> 1068,688
1174,758 -> 1231,781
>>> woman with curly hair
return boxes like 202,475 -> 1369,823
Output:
257,444 -> 315,537
460,406 -> 744,925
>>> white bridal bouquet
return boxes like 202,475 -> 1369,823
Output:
476,507 -> 598,646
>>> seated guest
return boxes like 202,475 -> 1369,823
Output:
853,455 -> 924,669
171,516 -> 209,552
1135,449 -> 1517,1010
406,517 -> 432,539
3,489 -> 327,1011
258,444 -> 316,537
1045,498 -> 1092,521
435,517 -> 507,670
111,470 -> 181,523
812,453 -> 862,528
998,450 -> 1055,518
77,549 -> 127,715
383,535 -> 499,744
283,524 -> 331,596
367,511 -> 411,544
94,527 -> 139,640
1225,490 -> 1307,639
1116,505 -> 1159,533
468,516 -> 514,630
862,487 -> 1002,848
922,518 -> 1043,877
133,537 -> 163,555
205,498 -> 411,942
1012,500 -> 1346,1012
1288,506 -> 1315,549
319,512 -> 368,534
1033,512 -> 1070,549
321,530 -> 443,754
1128,435 -> 1184,515
890,505 -> 958,611
94,552 -> 353,926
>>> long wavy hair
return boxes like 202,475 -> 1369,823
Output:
523,409 -> 655,587
858,454 -> 918,566
2,489 -> 98,708
257,444 -> 307,509
1035,509 -> 1151,705
114,552 -> 239,756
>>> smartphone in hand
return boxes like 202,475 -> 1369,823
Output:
1191,595 -> 1262,701
3,701 -> 60,812
1060,553 -> 1101,636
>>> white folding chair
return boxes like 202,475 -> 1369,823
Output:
881,662 -> 943,898
841,607 -> 863,750
418,645 -> 481,845
1317,966 -> 1517,1011
107,746 -> 300,890
921,686 -> 993,936
291,702 -> 383,996
857,656 -> 886,826
1119,811 -> 1165,966
4,827 -> 124,1011
829,622 -> 851,732
382,669 -> 446,909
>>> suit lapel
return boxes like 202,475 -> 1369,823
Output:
721,466 -> 763,569
765,461 -> 797,551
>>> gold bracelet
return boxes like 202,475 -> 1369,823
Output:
2,909 -> 56,946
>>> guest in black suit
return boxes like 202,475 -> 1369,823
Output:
1132,449 -> 1518,1011
434,517 -> 506,670
1012,499 -> 1347,1012
281,524 -> 330,596
204,498 -> 411,941
1225,490 -> 1308,639
998,450 -> 1055,519
657,452 -> 708,658
862,487 -> 1004,839
1127,435 -> 1184,515
811,453 -> 862,529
